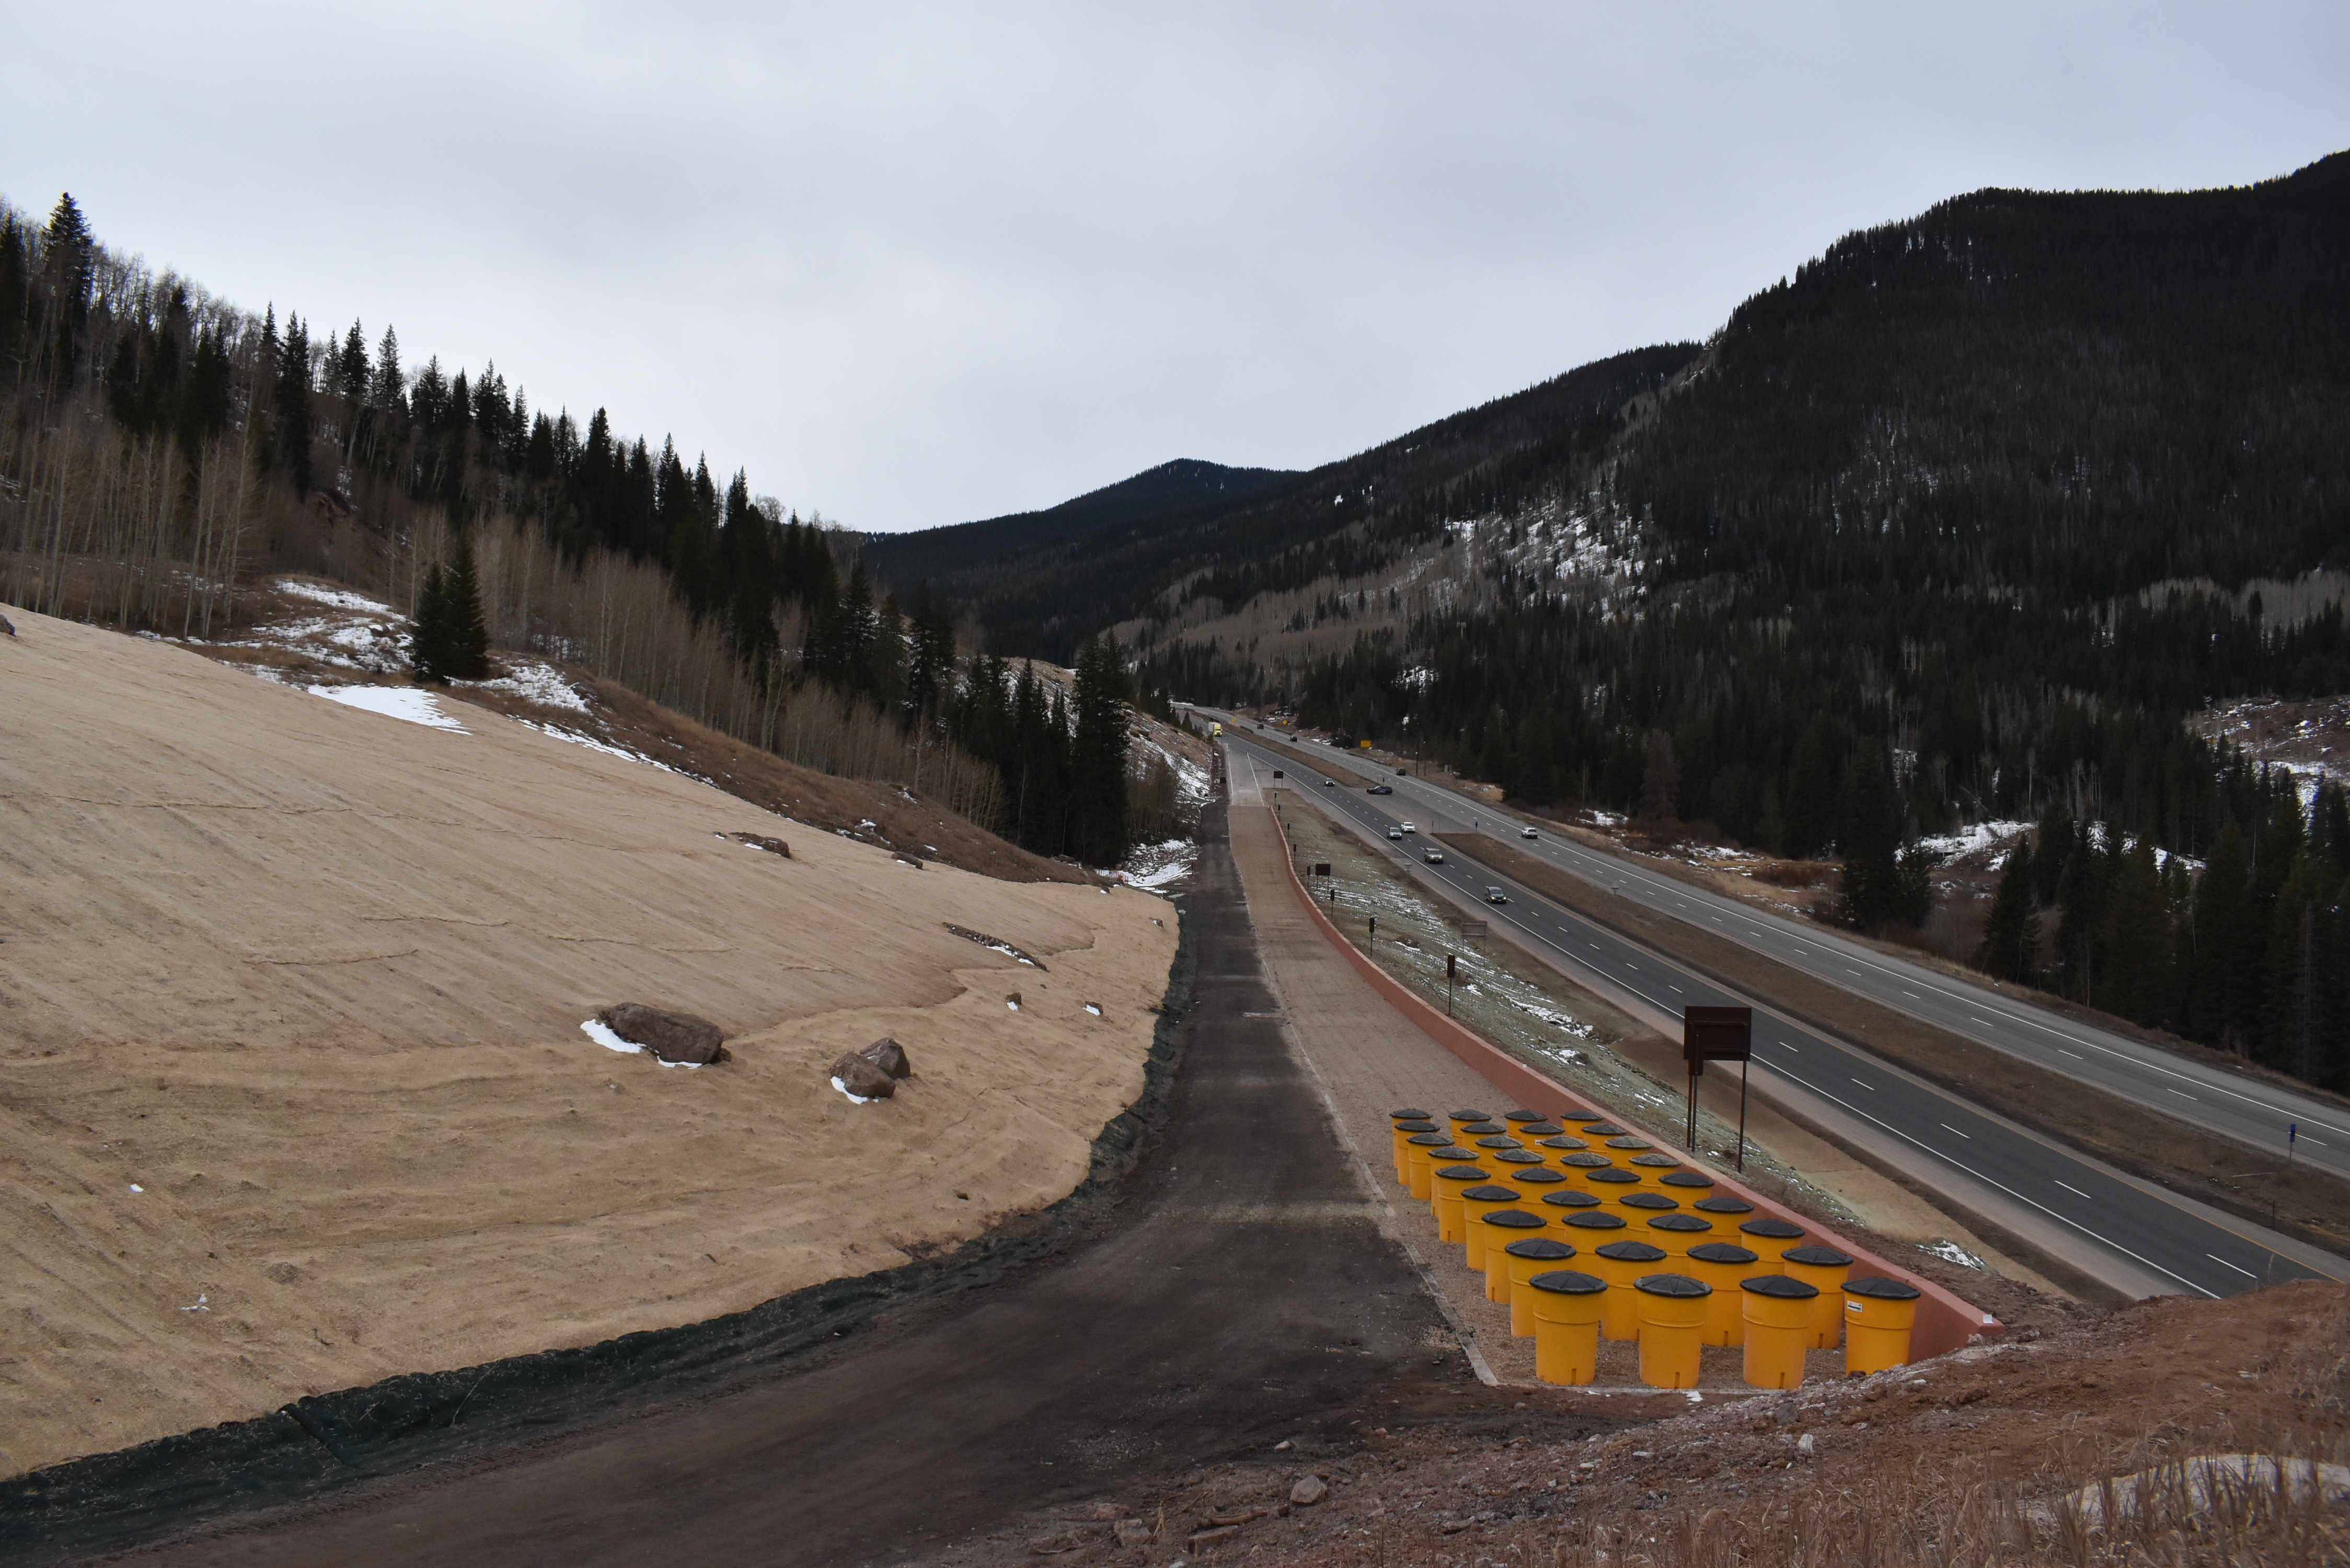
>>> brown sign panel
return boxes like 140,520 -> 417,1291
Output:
1683,1005 -> 1752,1065
1312,863 -> 1331,877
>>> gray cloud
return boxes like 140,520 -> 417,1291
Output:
3,2 -> 2343,531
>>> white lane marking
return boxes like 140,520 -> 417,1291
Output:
2303,1136 -> 2330,1147
1848,967 -> 1863,976
2055,1180 -> 2093,1200
1903,990 -> 1920,998
1669,984 -> 1685,993
1762,1063 -> 2218,1298
2168,1089 -> 2198,1101
1971,1017 -> 1995,1028
2059,1048 -> 2084,1059
1851,1078 -> 1875,1090
2207,1253 -> 2259,1279
1939,1123 -> 1972,1138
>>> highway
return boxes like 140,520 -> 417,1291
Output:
1215,726 -> 2344,1301
1203,711 -> 2350,1185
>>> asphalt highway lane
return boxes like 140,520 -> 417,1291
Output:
1205,712 -> 2350,1184
1222,731 -> 2334,1301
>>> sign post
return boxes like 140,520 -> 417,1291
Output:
1682,1005 -> 1754,1171
1446,952 -> 1458,1016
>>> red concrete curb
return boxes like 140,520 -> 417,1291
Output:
1263,804 -> 1999,1358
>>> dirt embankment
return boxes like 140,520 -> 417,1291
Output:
946,1280 -> 2350,1566
0,610 -> 1178,1475
1442,834 -> 2350,1259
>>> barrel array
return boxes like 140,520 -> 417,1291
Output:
1390,1106 -> 1922,1388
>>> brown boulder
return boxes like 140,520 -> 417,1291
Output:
858,1036 -> 912,1079
831,1050 -> 896,1099
600,1003 -> 729,1065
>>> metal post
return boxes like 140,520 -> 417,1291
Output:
1737,1059 -> 1750,1173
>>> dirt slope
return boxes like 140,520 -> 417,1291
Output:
0,610 -> 1177,1475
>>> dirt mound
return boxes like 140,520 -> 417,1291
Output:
0,610 -> 1177,1475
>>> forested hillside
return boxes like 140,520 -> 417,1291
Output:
0,195 -> 1150,869
883,152 -> 2350,1086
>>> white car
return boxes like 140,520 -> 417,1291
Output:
1399,821 -> 1417,834
1386,827 -> 1403,840
1520,826 -> 1538,840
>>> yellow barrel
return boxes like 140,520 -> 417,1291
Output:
1431,1164 -> 1489,1243
1459,1185 -> 1522,1269
1627,1151 -> 1682,1189
1479,1208 -> 1546,1302
1645,1212 -> 1711,1260
1841,1275 -> 1922,1373
1781,1245 -> 1854,1348
1473,1136 -> 1527,1158
1591,1239 -> 1668,1341
1634,1273 -> 1711,1389
1519,1121 -> 1564,1146
1660,1169 -> 1715,1202
1507,1166 -> 1569,1202
1616,1189 -> 1677,1226
1502,1237 -> 1576,1335
1526,1270 -> 1607,1385
1403,1133 -> 1459,1200
1535,1134 -> 1588,1160
1491,1150 -> 1547,1185
1738,1216 -> 1805,1266
1559,1151 -> 1614,1186
1585,1168 -> 1641,1210
1740,1274 -> 1817,1389
1604,1135 -> 1653,1154
1503,1109 -> 1548,1141
1390,1117 -> 1438,1184
1692,1193 -> 1753,1221
1445,1109 -> 1492,1146
1458,1120 -> 1507,1143
1686,1241 -> 1758,1346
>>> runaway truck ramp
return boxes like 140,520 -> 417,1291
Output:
1263,803 -> 1999,1360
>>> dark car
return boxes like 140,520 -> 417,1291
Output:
1368,784 -> 1394,795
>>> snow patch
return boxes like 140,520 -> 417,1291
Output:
830,1075 -> 877,1104
1124,838 -> 1199,892
307,684 -> 470,733
472,660 -> 590,712
277,579 -> 394,615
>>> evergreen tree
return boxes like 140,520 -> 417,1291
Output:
1069,632 -> 1131,866
1977,835 -> 2038,983
442,532 -> 491,681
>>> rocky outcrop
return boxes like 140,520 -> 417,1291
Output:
599,1003 -> 729,1064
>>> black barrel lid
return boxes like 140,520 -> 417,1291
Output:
1395,1120 -> 1440,1133
1505,1237 -> 1576,1260
1783,1244 -> 1855,1267
1842,1274 -> 1922,1300
1461,1185 -> 1519,1201
1596,1239 -> 1668,1263
1619,1192 -> 1678,1210
1563,1210 -> 1626,1230
1694,1194 -> 1754,1213
1504,1109 -> 1545,1125
1474,1135 -> 1526,1149
1495,1149 -> 1545,1166
1560,1110 -> 1605,1123
1510,1167 -> 1568,1185
1430,1146 -> 1477,1160
1561,1152 -> 1612,1168
1459,1121 -> 1506,1137
1540,1189 -> 1600,1207
1527,1269 -> 1606,1295
1660,1170 -> 1716,1189
1648,1214 -> 1709,1232
1582,1122 -> 1625,1136
1584,1167 -> 1639,1185
1629,1152 -> 1681,1168
1521,1122 -> 1564,1138
1390,1107 -> 1435,1120
1605,1136 -> 1654,1150
1448,1109 -> 1492,1121
1742,1274 -> 1819,1299
1406,1132 -> 1453,1147
1634,1272 -> 1710,1297
1434,1165 -> 1490,1181
1538,1135 -> 1589,1151
1687,1241 -> 1758,1265
1740,1217 -> 1805,1239
1481,1209 -> 1546,1230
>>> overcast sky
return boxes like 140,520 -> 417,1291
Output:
3,4 -> 2343,533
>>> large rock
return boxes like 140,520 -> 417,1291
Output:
831,1050 -> 896,1100
600,1003 -> 729,1064
858,1036 -> 912,1079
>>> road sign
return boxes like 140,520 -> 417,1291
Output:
1682,1006 -> 1753,1170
